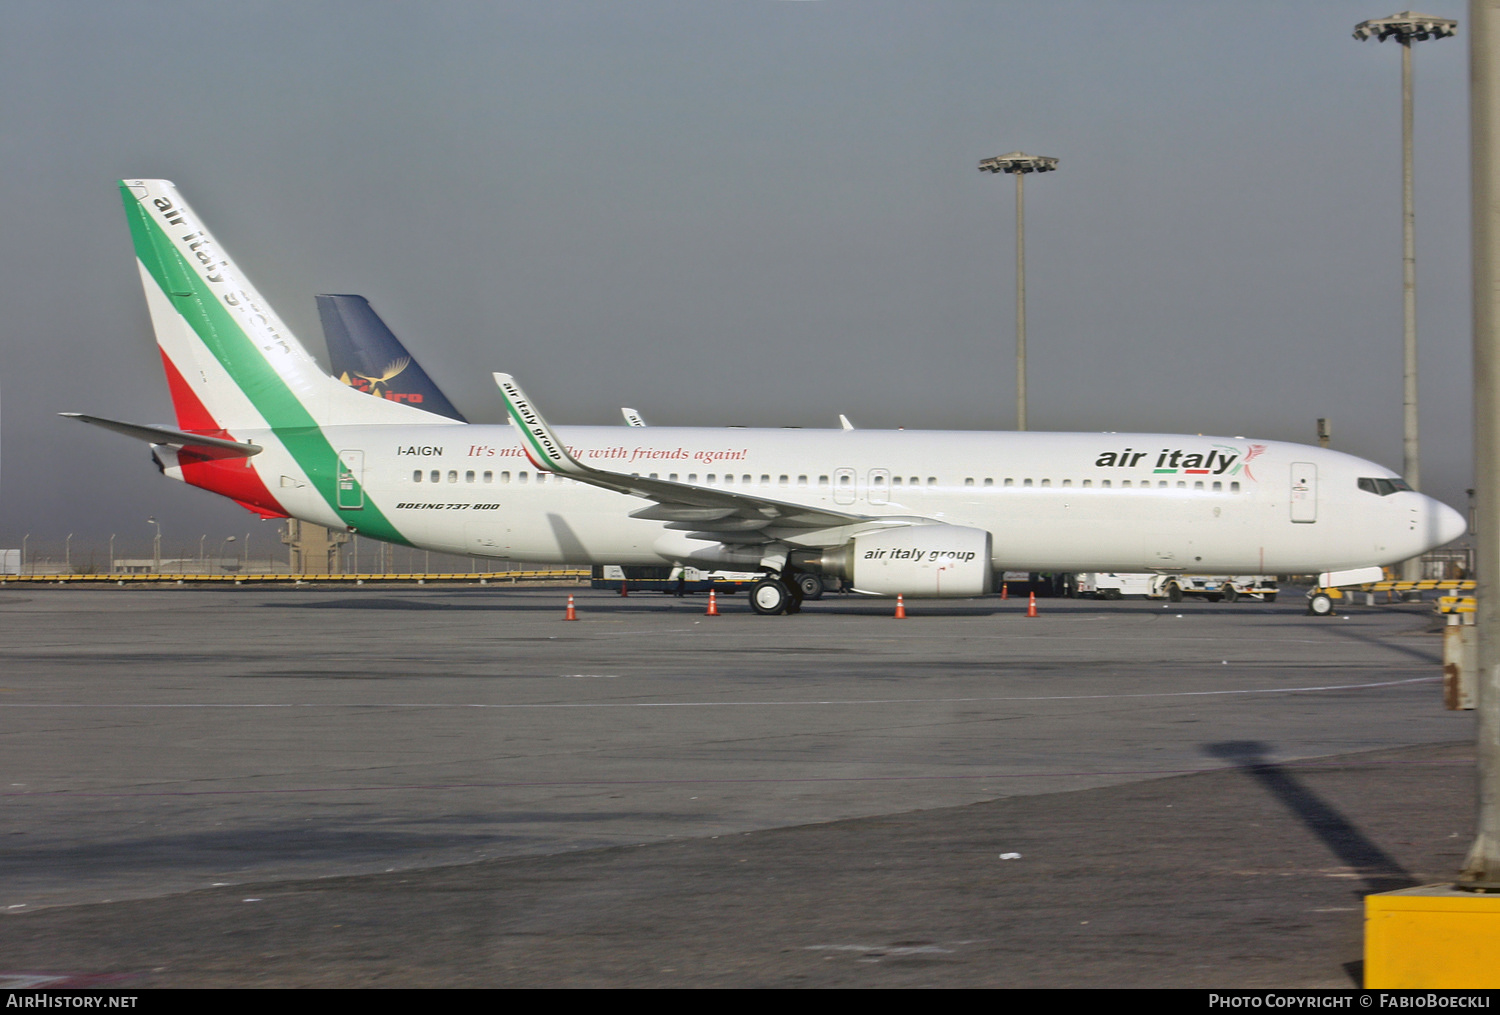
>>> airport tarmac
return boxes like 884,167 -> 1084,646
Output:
0,585 -> 1479,987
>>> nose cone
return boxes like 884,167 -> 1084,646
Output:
1426,496 -> 1468,550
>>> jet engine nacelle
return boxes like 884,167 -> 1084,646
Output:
835,525 -> 994,598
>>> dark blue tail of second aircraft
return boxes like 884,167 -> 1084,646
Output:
317,294 -> 468,422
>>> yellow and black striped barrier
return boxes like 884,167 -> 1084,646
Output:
1437,595 -> 1477,615
1361,579 -> 1475,592
0,570 -> 590,585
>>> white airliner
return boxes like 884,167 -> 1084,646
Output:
67,180 -> 1465,615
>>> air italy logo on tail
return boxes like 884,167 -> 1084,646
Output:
1092,443 -> 1267,480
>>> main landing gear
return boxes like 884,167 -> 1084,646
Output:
750,576 -> 805,616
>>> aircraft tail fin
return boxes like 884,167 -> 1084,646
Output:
119,179 -> 445,432
318,294 -> 468,422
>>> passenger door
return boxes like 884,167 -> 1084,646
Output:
1290,462 -> 1316,523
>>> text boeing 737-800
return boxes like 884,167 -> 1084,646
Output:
65,179 -> 1466,615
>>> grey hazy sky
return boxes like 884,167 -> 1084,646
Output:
0,0 -> 1474,556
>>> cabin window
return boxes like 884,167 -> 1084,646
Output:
893,476 -> 903,487
537,473 -> 549,484
723,474 -> 734,486
819,475 -> 829,487
1231,482 -> 1241,493
1122,480 -> 1131,488
518,472 -> 528,483
1082,479 -> 1092,488
927,477 -> 937,487
1212,481 -> 1222,492
707,474 -> 716,484
1062,479 -> 1072,488
649,473 -> 658,480
500,471 -> 510,483
465,471 -> 475,483
797,475 -> 808,487
779,475 -> 789,487
688,474 -> 698,483
430,470 -> 440,484
983,478 -> 993,487
1193,481 -> 1204,491
1004,478 -> 1014,487
447,470 -> 458,483
1040,479 -> 1051,488
1101,480 -> 1110,488
413,470 -> 423,483
1158,481 -> 1168,488
743,474 -> 752,485
964,478 -> 974,487
761,475 -> 770,485
669,473 -> 678,482
1176,481 -> 1186,489
1024,479 -> 1033,488
483,471 -> 493,483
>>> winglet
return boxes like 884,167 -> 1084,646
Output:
621,407 -> 648,427
493,373 -> 588,476
839,414 -> 856,431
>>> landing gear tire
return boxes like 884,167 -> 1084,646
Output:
1167,583 -> 1184,603
751,578 -> 792,616
795,573 -> 824,601
1222,586 -> 1238,603
1206,593 -> 1223,603
1307,592 -> 1334,616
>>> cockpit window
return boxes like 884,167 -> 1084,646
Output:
1358,477 -> 1413,496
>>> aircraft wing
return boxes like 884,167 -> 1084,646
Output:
61,413 -> 262,457
494,374 -> 908,545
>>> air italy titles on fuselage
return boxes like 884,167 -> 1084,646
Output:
1093,444 -> 1259,477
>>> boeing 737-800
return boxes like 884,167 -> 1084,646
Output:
66,180 -> 1466,615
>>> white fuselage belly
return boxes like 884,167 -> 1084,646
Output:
253,424 -> 1446,575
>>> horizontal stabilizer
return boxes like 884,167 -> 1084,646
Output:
60,413 -> 262,456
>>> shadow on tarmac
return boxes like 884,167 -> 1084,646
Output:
1203,740 -> 1419,896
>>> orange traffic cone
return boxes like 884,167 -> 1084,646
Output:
620,581 -> 628,597
565,594 -> 578,621
1001,583 -> 1009,599
894,594 -> 906,619
706,588 -> 720,616
1026,591 -> 1038,618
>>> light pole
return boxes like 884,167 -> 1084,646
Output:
1355,12 -> 1458,579
146,517 -> 161,572
21,534 -> 28,576
109,533 -> 115,575
65,533 -> 72,573
1464,0 -> 1499,892
217,535 -> 237,572
979,151 -> 1059,431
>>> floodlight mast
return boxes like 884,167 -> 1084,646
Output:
1464,0 -> 1499,893
1354,11 -> 1458,580
979,152 -> 1058,431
